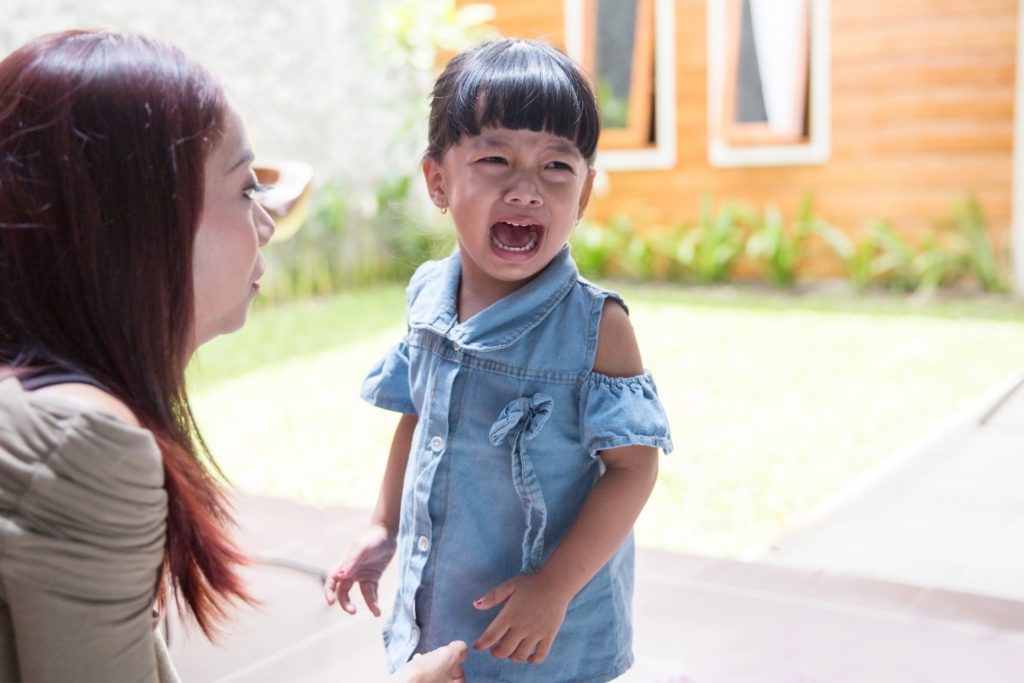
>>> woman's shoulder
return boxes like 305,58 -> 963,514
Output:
0,376 -> 162,482
32,381 -> 141,426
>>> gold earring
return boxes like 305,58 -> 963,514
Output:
441,207 -> 448,215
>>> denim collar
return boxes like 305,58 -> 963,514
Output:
408,245 -> 578,352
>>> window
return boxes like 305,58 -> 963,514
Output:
566,0 -> 676,170
708,0 -> 830,167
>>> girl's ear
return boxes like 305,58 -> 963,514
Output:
577,169 -> 596,220
422,157 -> 448,210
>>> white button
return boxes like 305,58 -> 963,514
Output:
417,535 -> 430,552
429,436 -> 444,452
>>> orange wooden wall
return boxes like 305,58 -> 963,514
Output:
460,0 -> 1017,261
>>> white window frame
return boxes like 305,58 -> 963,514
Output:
707,0 -> 831,167
565,0 -> 677,171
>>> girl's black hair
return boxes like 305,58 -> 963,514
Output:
426,38 -> 600,164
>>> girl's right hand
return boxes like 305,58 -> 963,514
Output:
391,641 -> 468,683
323,523 -> 397,616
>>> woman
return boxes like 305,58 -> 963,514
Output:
0,30 -> 465,682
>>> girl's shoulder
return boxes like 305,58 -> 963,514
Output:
592,298 -> 643,377
405,257 -> 451,312
574,273 -> 629,314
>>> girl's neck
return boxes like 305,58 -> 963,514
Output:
456,258 -> 534,323
457,277 -> 522,323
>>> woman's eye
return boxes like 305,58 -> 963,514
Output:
243,182 -> 273,200
479,156 -> 508,165
546,161 -> 573,171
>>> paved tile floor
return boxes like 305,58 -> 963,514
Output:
765,370 -> 1024,603
169,372 -> 1024,682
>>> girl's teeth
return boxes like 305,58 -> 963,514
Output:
492,227 -> 538,252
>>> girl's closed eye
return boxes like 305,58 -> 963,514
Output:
243,181 -> 273,201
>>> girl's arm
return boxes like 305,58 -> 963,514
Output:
325,412 -> 418,615
372,412 -> 419,536
473,300 -> 659,663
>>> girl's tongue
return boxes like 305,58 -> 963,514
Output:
491,221 -> 539,252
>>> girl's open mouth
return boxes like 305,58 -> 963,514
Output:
490,220 -> 543,255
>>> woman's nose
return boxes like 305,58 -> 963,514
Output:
255,204 -> 276,246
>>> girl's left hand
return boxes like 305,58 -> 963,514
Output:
471,572 -> 570,665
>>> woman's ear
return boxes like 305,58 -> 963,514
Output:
422,157 -> 448,210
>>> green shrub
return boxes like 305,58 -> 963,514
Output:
262,187 -> 1010,305
745,196 -> 832,288
943,195 -> 1008,293
676,196 -> 754,283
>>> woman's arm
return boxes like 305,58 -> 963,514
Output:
4,570 -> 163,682
2,391 -> 167,681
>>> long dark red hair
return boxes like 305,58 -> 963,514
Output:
0,30 -> 249,635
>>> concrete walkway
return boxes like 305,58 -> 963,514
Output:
764,369 -> 1024,603
169,372 -> 1024,682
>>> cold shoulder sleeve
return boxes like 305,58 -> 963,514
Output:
361,338 -> 416,414
579,370 -> 673,458
0,382 -> 170,682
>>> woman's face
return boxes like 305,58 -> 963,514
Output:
191,105 -> 274,349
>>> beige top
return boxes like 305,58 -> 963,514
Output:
0,377 -> 179,682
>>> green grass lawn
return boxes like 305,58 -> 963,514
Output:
188,284 -> 1024,558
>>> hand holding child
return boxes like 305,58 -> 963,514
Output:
391,640 -> 468,683
471,571 -> 570,665
324,523 -> 396,616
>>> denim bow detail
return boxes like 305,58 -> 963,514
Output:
489,394 -> 554,573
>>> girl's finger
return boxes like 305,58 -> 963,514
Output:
472,579 -> 516,611
489,631 -> 521,660
508,636 -> 538,663
336,582 -> 357,615
359,580 -> 381,617
528,637 -> 553,665
473,619 -> 510,652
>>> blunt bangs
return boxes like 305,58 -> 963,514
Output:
427,39 -> 600,164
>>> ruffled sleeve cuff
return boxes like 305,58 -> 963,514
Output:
579,370 -> 673,458
361,339 -> 416,414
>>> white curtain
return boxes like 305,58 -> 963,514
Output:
748,0 -> 808,137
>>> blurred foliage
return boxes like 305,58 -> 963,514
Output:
595,79 -> 629,129
816,195 -> 1009,294
268,185 -> 1010,305
943,195 -> 1008,292
259,178 -> 455,304
745,195 -> 832,288
258,1 -> 493,304
570,194 -> 1009,294
373,0 -> 498,165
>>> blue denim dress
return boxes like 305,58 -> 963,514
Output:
362,246 -> 673,682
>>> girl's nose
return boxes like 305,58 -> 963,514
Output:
503,176 -> 543,207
